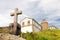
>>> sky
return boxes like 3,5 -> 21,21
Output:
0,0 -> 60,28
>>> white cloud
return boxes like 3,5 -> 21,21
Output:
0,0 -> 60,28
0,14 -> 10,26
38,0 -> 60,11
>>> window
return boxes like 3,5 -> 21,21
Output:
28,21 -> 30,24
28,21 -> 30,25
22,22 -> 24,26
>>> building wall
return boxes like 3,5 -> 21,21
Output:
33,26 -> 40,32
20,18 -> 33,33
32,20 -> 41,32
41,22 -> 48,30
21,26 -> 32,33
20,18 -> 42,33
20,18 -> 32,27
48,26 -> 57,30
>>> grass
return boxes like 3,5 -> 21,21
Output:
0,28 -> 60,40
22,30 -> 60,40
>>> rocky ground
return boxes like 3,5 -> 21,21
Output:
0,33 -> 26,40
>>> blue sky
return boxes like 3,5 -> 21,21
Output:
0,0 -> 60,28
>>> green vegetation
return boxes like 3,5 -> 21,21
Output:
0,28 -> 60,40
22,30 -> 60,40
0,28 -> 9,33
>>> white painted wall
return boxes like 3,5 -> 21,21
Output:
33,26 -> 40,32
20,18 -> 32,27
48,27 -> 56,30
21,26 -> 32,33
33,20 -> 41,31
20,17 -> 42,33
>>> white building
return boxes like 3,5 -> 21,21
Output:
20,17 -> 42,33
48,25 -> 58,30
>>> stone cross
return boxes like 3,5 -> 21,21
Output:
10,8 -> 22,34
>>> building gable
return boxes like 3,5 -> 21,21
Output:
20,17 -> 33,27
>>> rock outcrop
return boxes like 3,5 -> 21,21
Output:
0,33 -> 26,40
